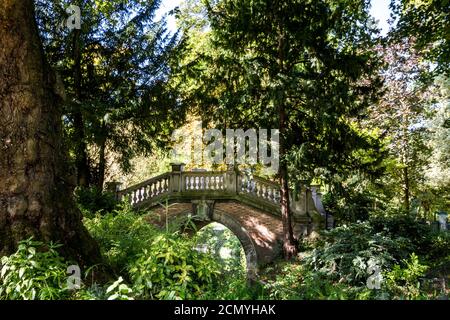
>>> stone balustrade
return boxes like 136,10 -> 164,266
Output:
115,164 -> 325,221
117,173 -> 170,206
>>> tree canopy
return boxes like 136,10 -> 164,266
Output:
0,0 -> 448,302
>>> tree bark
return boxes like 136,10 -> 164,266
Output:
279,107 -> 298,259
96,130 -> 107,191
277,15 -> 297,259
403,165 -> 410,213
0,0 -> 101,267
402,119 -> 410,214
72,28 -> 90,187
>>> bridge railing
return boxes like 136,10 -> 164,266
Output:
182,171 -> 226,191
113,164 -> 330,228
238,174 -> 281,205
117,173 -> 170,206
116,165 -> 282,208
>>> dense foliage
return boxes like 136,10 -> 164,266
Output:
262,216 -> 449,300
0,0 -> 448,302
1,204 -> 447,300
0,240 -> 70,300
129,233 -> 221,299
35,0 -> 185,189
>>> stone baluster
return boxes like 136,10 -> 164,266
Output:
438,211 -> 448,232
132,190 -> 137,205
225,167 -> 237,194
170,163 -> 184,193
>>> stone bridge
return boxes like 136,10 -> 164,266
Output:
115,164 -> 332,278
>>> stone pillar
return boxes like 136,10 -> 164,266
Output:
105,181 -> 122,192
290,185 -> 307,215
170,163 -> 185,193
437,211 -> 448,232
105,181 -> 122,200
225,164 -> 237,194
310,185 -> 320,204
310,185 -> 333,229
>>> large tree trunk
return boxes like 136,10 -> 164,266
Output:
0,0 -> 101,267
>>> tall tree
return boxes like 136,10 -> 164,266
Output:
35,0 -> 184,190
366,40 -> 432,213
0,0 -> 101,265
422,76 -> 450,217
392,0 -> 449,77
185,0 -> 383,258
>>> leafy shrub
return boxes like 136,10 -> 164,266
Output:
426,232 -> 450,263
84,205 -> 241,300
129,233 -> 221,300
70,277 -> 135,300
370,214 -> 434,255
385,253 -> 429,299
72,283 -> 105,300
84,203 -> 158,274
0,239 -> 69,300
370,214 -> 449,279
304,222 -> 412,287
262,221 -> 421,300
105,277 -> 134,300
262,262 -> 305,299
195,223 -> 246,275
262,217 -> 450,300
412,231 -> 449,294
262,261 -> 373,300
75,186 -> 118,218
203,276 -> 264,300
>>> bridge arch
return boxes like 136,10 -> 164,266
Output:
146,201 -> 287,278
117,165 -> 329,278
195,211 -> 258,280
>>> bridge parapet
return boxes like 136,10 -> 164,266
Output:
118,168 -> 282,210
182,171 -> 226,192
116,164 -> 327,226
117,172 -> 170,206
239,175 -> 281,205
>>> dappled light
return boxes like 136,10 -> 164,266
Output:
0,0 -> 448,304
196,222 -> 247,276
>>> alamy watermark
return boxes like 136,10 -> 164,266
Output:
67,264 -> 82,290
171,121 -> 280,173
61,5 -> 81,31
366,264 -> 382,290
